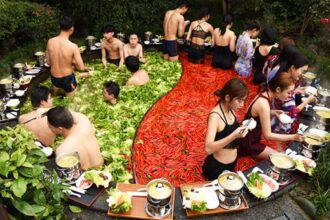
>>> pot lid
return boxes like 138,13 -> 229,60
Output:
218,173 -> 243,191
86,36 -> 96,40
34,51 -> 45,56
147,180 -> 172,199
13,63 -> 25,68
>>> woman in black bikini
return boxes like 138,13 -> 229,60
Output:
211,14 -> 237,69
203,78 -> 249,180
186,8 -> 214,64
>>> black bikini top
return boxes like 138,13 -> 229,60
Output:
209,103 -> 239,149
191,21 -> 207,39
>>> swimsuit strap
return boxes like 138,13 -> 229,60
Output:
209,111 -> 226,124
218,103 -> 228,124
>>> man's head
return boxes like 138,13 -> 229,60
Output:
60,15 -> 75,35
103,25 -> 116,41
129,33 -> 139,47
177,0 -> 190,14
31,85 -> 52,108
103,81 -> 120,105
125,56 -> 139,73
47,107 -> 74,135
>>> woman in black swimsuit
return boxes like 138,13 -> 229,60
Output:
186,8 -> 214,64
212,14 -> 237,69
202,78 -> 249,180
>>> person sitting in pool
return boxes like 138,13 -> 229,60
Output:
238,71 -> 304,160
46,15 -> 92,97
186,7 -> 214,64
101,25 -> 124,69
123,33 -> 146,63
125,56 -> 149,86
19,86 -> 55,147
103,80 -> 120,105
47,106 -> 104,170
203,78 -> 249,180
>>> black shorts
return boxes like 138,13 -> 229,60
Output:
51,73 -> 77,93
188,43 -> 205,64
202,154 -> 237,180
163,40 -> 178,57
107,58 -> 120,66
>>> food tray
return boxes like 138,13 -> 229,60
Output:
180,182 -> 249,217
108,183 -> 175,219
68,185 -> 105,207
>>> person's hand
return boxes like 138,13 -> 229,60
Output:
271,110 -> 284,117
293,134 -> 304,142
234,126 -> 249,139
306,95 -> 316,104
296,87 -> 306,95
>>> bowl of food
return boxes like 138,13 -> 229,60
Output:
15,90 -> 25,97
292,155 -> 316,176
83,170 -> 112,188
76,172 -> 93,189
19,76 -> 32,89
95,42 -> 101,47
246,172 -> 272,199
278,113 -> 292,124
182,187 -> 219,211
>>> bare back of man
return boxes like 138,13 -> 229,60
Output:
19,108 -> 55,147
55,111 -> 104,170
126,69 -> 149,86
163,9 -> 186,61
46,36 -> 84,96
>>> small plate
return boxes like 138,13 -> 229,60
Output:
6,111 -> 17,119
15,90 -> 25,97
95,42 -> 101,47
25,68 -> 40,75
292,155 -> 316,174
242,119 -> 257,130
278,113 -> 292,124
183,187 -> 219,210
144,41 -> 150,45
6,99 -> 20,108
259,174 -> 279,192
76,172 -> 93,190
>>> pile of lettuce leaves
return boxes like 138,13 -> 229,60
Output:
21,52 -> 182,183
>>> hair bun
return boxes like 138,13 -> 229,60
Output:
214,89 -> 222,97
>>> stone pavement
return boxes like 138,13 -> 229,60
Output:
65,193 -> 310,220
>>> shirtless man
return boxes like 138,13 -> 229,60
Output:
123,33 -> 146,63
103,80 -> 120,105
47,107 -> 104,170
19,86 -> 55,147
163,0 -> 191,61
101,25 -> 124,69
125,56 -> 149,86
46,15 -> 91,97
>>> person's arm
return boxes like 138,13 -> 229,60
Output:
186,22 -> 193,41
118,43 -> 124,69
101,43 -> 108,68
211,28 -> 217,47
73,44 -> 85,71
256,99 -> 302,141
229,34 -> 237,52
138,44 -> 146,63
204,114 -> 248,155
45,41 -> 51,65
177,16 -> 185,37
296,95 -> 316,112
123,44 -> 129,59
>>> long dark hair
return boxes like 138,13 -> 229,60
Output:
214,78 -> 248,101
219,14 -> 233,36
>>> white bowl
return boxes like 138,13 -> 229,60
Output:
260,174 -> 279,192
242,118 -> 257,130
305,86 -> 317,96
144,41 -> 150,45
278,113 -> 292,124
6,112 -> 17,119
292,155 -> 316,174
15,90 -> 25,97
6,99 -> 20,108
95,42 -> 101,47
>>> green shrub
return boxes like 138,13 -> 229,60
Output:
0,0 -> 58,43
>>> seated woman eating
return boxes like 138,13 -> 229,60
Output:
238,71 -> 304,159
186,7 -> 214,64
203,78 -> 249,180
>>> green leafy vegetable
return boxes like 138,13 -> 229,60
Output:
191,201 -> 207,212
84,170 -> 111,188
107,189 -> 132,213
247,172 -> 264,189
69,205 -> 82,213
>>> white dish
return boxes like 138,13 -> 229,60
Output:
144,41 -> 150,45
152,38 -> 159,43
44,63 -> 50,67
183,187 -> 219,210
278,113 -> 292,124
82,170 -> 112,188
34,141 -> 53,157
6,99 -> 20,108
292,155 -> 316,174
15,90 -> 25,97
76,172 -> 93,190
259,174 -> 279,192
204,42 -> 211,46
95,42 -> 101,47
308,128 -> 327,138
25,68 -> 40,75
305,86 -> 317,96
6,112 -> 17,119
242,118 -> 257,130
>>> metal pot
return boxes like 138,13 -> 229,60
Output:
217,171 -> 244,209
145,178 -> 173,218
86,36 -> 96,49
317,88 -> 330,106
55,152 -> 82,184
302,72 -> 316,86
0,78 -> 13,95
116,32 -> 125,43
300,134 -> 325,160
267,153 -> 295,185
145,31 -> 153,42
13,63 -> 25,79
313,110 -> 330,130
34,51 -> 45,67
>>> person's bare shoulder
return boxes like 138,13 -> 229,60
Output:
18,113 -> 29,124
115,38 -> 124,47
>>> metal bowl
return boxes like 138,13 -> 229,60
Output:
55,152 -> 82,184
146,178 -> 173,207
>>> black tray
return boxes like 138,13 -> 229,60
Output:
68,185 -> 105,207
